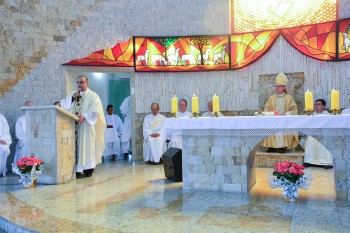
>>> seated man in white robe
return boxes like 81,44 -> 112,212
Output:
169,99 -> 192,149
341,99 -> 350,114
201,100 -> 224,117
14,100 -> 35,164
302,99 -> 333,168
103,104 -> 124,160
143,103 -> 166,165
0,113 -> 12,176
120,96 -> 131,157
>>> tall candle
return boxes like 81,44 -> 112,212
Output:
331,89 -> 340,110
304,90 -> 313,111
171,95 -> 178,113
192,94 -> 198,113
212,94 -> 220,113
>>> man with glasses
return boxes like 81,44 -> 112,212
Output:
303,99 -> 333,168
61,75 -> 106,178
261,73 -> 299,153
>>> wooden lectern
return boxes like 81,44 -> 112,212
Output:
21,105 -> 78,184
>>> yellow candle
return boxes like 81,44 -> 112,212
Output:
304,90 -> 313,111
192,94 -> 198,113
213,94 -> 220,113
171,95 -> 178,113
331,89 -> 340,110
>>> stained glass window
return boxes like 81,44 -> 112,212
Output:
232,0 -> 337,33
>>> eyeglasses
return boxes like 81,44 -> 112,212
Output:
76,81 -> 85,84
314,103 -> 323,106
275,85 -> 285,88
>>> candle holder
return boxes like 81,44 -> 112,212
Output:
171,112 -> 177,118
213,112 -> 219,117
304,110 -> 313,116
330,109 -> 341,115
191,112 -> 199,118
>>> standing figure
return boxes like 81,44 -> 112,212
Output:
143,103 -> 166,164
104,104 -> 124,160
120,96 -> 131,157
261,73 -> 298,153
60,75 -> 106,178
14,100 -> 35,164
0,113 -> 11,176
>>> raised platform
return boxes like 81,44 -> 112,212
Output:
255,146 -> 305,168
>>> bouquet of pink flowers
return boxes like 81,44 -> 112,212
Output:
15,156 -> 44,174
273,161 -> 305,184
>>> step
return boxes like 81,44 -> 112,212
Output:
255,147 -> 304,168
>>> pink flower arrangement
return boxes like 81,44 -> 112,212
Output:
273,161 -> 305,183
15,156 -> 43,174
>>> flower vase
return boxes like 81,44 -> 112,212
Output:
21,175 -> 38,188
282,183 -> 299,202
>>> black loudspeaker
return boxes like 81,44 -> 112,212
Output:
162,147 -> 182,182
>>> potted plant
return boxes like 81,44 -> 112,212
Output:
12,156 -> 44,188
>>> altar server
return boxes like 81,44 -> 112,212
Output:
103,104 -> 124,160
0,113 -> 11,176
143,103 -> 166,164
14,100 -> 35,164
261,73 -> 299,153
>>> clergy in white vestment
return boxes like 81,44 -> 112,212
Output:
341,108 -> 350,114
120,96 -> 131,154
0,113 -> 11,176
14,100 -> 35,164
104,104 -> 124,160
302,99 -> 333,168
60,75 -> 106,178
201,100 -> 224,117
143,103 -> 166,164
169,99 -> 192,149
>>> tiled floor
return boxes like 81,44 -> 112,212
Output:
0,160 -> 349,233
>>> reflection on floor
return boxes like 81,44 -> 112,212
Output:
0,161 -> 349,233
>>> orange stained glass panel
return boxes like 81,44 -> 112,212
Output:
281,21 -> 336,61
64,38 -> 134,67
230,30 -> 280,69
338,19 -> 350,60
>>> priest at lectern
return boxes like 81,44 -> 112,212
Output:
60,75 -> 106,178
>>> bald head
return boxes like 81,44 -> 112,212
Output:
24,100 -> 35,106
208,100 -> 213,112
151,103 -> 160,116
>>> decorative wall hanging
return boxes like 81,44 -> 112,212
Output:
64,17 -> 350,72
230,30 -> 280,69
134,36 -> 230,72
281,21 -> 337,61
338,18 -> 350,60
64,38 -> 134,67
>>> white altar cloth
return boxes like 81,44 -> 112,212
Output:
164,115 -> 350,139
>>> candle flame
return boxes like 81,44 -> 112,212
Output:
307,90 -> 309,92
193,94 -> 196,97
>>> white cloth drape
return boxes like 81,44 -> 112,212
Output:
0,113 -> 11,174
120,96 -> 131,153
14,115 -> 26,164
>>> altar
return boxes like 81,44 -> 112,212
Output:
163,115 -> 350,201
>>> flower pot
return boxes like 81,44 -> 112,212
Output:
21,175 -> 38,188
282,183 -> 299,202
